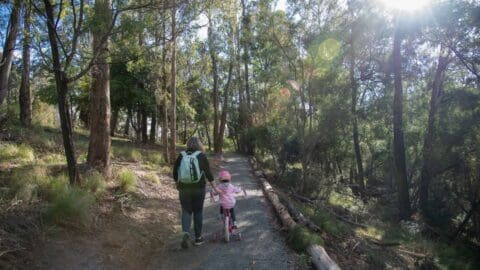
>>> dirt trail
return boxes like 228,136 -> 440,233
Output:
27,153 -> 298,269
150,153 -> 298,270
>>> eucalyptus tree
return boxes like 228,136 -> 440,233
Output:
0,0 -> 20,111
19,1 -> 32,126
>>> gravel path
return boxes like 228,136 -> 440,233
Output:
150,153 -> 297,270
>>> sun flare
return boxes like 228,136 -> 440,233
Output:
379,0 -> 431,12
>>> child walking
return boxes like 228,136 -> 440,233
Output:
216,170 -> 243,228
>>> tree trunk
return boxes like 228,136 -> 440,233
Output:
240,0 -> 251,110
350,31 -> 365,194
208,13 -> 220,153
161,15 -> 169,163
44,0 -> 79,184
419,48 -> 449,216
110,107 -> 119,137
169,1 -> 177,163
19,2 -> 31,126
0,0 -> 20,108
141,109 -> 148,144
150,107 -> 157,143
87,0 -> 112,177
205,123 -> 211,151
124,107 -> 132,136
392,24 -> 411,219
218,59 -> 234,154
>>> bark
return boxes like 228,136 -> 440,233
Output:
87,0 -> 112,177
150,107 -> 157,143
218,59 -> 233,153
141,109 -> 148,144
208,13 -> 220,153
19,2 -> 32,126
124,107 -> 132,136
44,0 -> 79,184
419,48 -> 449,215
240,0 -> 251,110
110,107 -> 119,137
161,14 -> 169,163
350,31 -> 365,194
0,0 -> 20,108
392,25 -> 411,219
169,1 -> 177,163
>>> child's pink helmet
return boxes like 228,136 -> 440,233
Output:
218,170 -> 231,181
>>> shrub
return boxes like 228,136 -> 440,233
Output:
286,225 -> 323,252
145,172 -> 160,184
146,151 -> 163,165
113,147 -> 143,162
82,171 -> 106,197
9,165 -> 49,201
39,153 -> 65,165
0,143 -> 35,163
118,169 -> 137,193
44,187 -> 94,227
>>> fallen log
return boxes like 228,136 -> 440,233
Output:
258,177 -> 296,231
308,245 -> 341,270
397,248 -> 428,259
282,195 -> 322,232
256,175 -> 340,270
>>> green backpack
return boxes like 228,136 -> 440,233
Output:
178,151 -> 203,184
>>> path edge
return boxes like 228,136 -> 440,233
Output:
247,156 -> 341,270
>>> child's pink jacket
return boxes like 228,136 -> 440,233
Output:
217,182 -> 242,209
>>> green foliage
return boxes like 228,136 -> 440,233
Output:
286,225 -> 323,252
44,187 -> 94,228
118,169 -> 137,193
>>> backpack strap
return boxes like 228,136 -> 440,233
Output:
191,151 -> 201,157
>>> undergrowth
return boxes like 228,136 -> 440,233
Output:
118,169 -> 137,193
286,225 -> 323,252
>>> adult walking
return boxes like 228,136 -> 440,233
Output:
173,137 -> 219,249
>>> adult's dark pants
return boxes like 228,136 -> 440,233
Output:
179,186 -> 206,238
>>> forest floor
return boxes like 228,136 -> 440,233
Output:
0,125 -> 301,269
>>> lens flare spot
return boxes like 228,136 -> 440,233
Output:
279,87 -> 291,99
318,38 -> 340,61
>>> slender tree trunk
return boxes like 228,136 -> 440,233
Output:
161,17 -> 169,163
19,2 -> 31,126
124,107 -> 132,136
135,108 -> 141,141
350,32 -> 365,194
0,0 -> 20,108
141,109 -> 148,144
205,123 -> 212,151
419,48 -> 449,215
87,0 -> 112,176
110,107 -> 119,137
44,0 -> 79,184
218,59 -> 234,153
208,14 -> 220,153
451,200 -> 480,241
392,24 -> 411,219
240,0 -> 251,110
169,1 -> 177,163
150,107 -> 157,143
